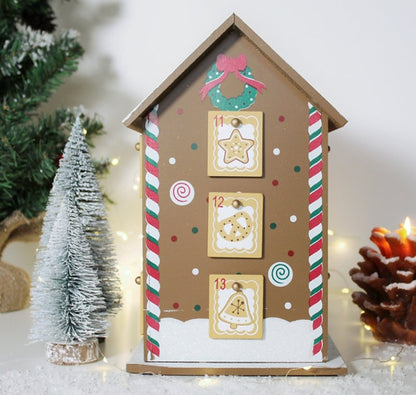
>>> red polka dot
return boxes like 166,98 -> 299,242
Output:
177,108 -> 184,115
171,235 -> 178,242
278,115 -> 285,122
173,302 -> 179,309
288,250 -> 294,257
272,179 -> 279,186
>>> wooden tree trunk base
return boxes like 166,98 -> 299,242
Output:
46,339 -> 100,365
0,260 -> 30,313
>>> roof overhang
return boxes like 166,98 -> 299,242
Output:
123,14 -> 347,133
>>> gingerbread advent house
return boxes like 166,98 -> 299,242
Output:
124,14 -> 347,375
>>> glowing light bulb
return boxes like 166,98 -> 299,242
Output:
337,240 -> 347,249
364,324 -> 372,331
341,287 -> 350,295
303,365 -> 312,371
111,158 -> 120,166
327,229 -> 335,236
116,231 -> 128,241
82,128 -> 87,135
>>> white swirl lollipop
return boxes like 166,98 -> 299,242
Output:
169,180 -> 195,206
268,262 -> 293,287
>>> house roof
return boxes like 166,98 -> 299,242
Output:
123,14 -> 347,132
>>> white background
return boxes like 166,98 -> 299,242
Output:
4,0 -> 416,345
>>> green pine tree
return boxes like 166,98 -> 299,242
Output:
0,1 -> 110,312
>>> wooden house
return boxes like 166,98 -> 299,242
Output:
124,14 -> 347,375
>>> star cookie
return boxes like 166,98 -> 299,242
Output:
218,129 -> 254,164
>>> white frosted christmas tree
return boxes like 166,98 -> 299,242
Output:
31,118 -> 121,364
31,191 -> 108,343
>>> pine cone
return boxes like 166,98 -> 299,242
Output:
350,242 -> 416,344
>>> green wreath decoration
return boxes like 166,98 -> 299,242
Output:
199,54 -> 266,111
206,64 -> 257,111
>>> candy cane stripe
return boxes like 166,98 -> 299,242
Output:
309,213 -> 323,229
146,173 -> 160,189
146,224 -> 160,240
309,110 -> 321,125
146,237 -> 159,253
309,161 -> 323,177
144,105 -> 161,360
146,215 -> 159,231
146,136 -> 159,151
146,251 -> 160,266
309,257 -> 323,272
145,160 -> 158,176
146,300 -> 160,316
146,201 -> 159,216
146,286 -> 160,301
309,173 -> 322,188
309,153 -> 322,167
309,275 -> 322,289
146,188 -> 159,206
308,103 -> 324,358
146,265 -> 160,281
146,315 -> 160,331
309,136 -> 323,152
313,315 -> 323,330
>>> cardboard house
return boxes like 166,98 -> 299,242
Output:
124,14 -> 347,375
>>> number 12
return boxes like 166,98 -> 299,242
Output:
212,195 -> 224,208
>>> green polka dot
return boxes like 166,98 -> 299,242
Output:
192,227 -> 199,234
194,304 -> 201,311
191,143 -> 198,150
294,165 -> 301,173
270,222 -> 277,229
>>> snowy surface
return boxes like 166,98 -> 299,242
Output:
3,358 -> 416,395
157,317 -> 321,362
3,292 -> 416,394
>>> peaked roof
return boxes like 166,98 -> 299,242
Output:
123,14 -> 347,132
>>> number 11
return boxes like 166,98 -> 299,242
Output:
214,114 -> 224,127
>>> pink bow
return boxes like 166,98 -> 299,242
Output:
199,54 -> 266,100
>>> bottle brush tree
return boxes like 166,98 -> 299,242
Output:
31,118 -> 121,364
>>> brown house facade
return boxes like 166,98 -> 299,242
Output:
124,14 -> 347,373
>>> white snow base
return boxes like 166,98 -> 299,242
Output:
157,317 -> 322,362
